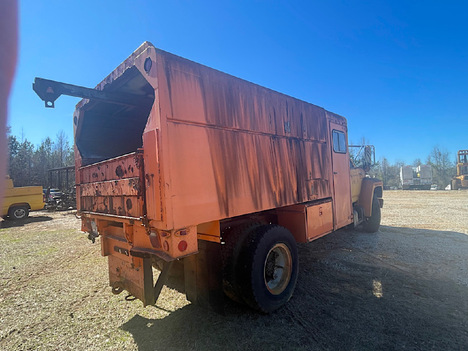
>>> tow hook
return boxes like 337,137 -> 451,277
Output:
87,219 -> 99,243
87,231 -> 99,243
112,285 -> 123,295
125,295 -> 137,301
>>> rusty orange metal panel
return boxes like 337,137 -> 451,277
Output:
73,43 -> 347,232
142,129 -> 163,223
197,233 -> 221,243
108,255 -> 154,306
80,152 -> 141,184
80,177 -> 140,197
276,205 -> 307,243
154,48 -> 338,229
75,185 -> 81,212
161,116 -> 333,228
277,200 -> 333,243
329,120 -> 352,229
130,225 -> 198,259
74,42 -> 350,237
101,235 -> 132,261
78,152 -> 144,218
197,221 -> 220,236
197,221 -> 221,243
156,50 -> 328,142
80,195 -> 140,217
306,201 -> 333,241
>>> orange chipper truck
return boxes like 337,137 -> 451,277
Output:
33,42 -> 383,313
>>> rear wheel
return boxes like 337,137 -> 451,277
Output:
363,194 -> 380,232
222,223 -> 261,304
236,225 -> 298,313
9,206 -> 29,220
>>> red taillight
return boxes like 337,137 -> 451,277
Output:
178,240 -> 188,252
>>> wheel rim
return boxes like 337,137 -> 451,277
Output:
14,208 -> 26,219
263,243 -> 292,295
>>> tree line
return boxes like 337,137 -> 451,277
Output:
7,128 -> 74,190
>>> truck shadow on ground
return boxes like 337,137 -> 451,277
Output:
0,215 -> 53,228
121,226 -> 468,351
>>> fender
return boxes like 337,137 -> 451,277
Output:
8,202 -> 31,211
358,178 -> 383,217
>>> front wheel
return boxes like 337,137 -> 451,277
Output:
237,225 -> 298,313
363,194 -> 381,232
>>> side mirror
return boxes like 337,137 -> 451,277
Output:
363,145 -> 374,171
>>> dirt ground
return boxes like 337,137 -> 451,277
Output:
1,190 -> 467,350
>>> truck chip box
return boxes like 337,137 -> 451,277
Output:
33,42 -> 383,313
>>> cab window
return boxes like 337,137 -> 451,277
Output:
332,130 -> 347,153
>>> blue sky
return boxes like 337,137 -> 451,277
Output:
8,0 -> 468,164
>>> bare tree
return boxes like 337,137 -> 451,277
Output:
54,130 -> 68,167
373,157 -> 401,189
427,146 -> 455,188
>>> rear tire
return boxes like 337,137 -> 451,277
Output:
9,206 -> 29,220
236,225 -> 298,313
363,195 -> 380,232
222,223 -> 261,304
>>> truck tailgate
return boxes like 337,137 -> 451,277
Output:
78,151 -> 144,218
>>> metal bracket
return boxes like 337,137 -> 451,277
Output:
32,77 -> 151,108
153,260 -> 174,305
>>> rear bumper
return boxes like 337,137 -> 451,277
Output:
81,212 -> 198,305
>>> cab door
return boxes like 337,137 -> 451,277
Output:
329,121 -> 352,229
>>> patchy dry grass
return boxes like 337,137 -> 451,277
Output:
1,191 -> 467,350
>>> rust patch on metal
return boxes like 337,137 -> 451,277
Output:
126,198 -> 133,210
78,153 -> 144,218
115,165 -> 124,178
79,152 -> 141,183
152,49 -> 342,227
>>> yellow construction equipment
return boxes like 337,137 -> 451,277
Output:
452,150 -> 468,190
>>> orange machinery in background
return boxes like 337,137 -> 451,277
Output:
33,42 -> 383,313
452,150 -> 468,190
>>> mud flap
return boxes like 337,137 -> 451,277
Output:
184,240 -> 225,313
108,255 -> 155,306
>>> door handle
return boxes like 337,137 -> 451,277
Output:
334,172 -> 338,174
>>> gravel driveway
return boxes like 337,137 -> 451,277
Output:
1,190 -> 467,350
